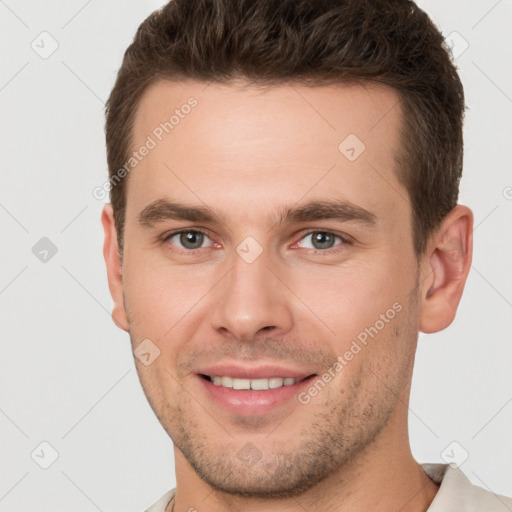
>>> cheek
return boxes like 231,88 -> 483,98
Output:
289,259 -> 403,340
122,254 -> 205,334
323,298 -> 413,408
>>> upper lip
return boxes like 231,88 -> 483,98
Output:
197,363 -> 315,380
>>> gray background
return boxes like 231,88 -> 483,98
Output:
1,0 -> 511,510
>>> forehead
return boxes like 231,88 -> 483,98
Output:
133,79 -> 402,152
127,79 -> 409,229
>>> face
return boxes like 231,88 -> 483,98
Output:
112,79 -> 424,496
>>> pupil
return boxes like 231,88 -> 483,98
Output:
313,232 -> 334,250
181,231 -> 203,249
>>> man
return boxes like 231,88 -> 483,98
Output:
101,0 -> 512,510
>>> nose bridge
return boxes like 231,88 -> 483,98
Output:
210,241 -> 293,340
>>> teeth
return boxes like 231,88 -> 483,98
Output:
209,375 -> 303,390
269,377 -> 284,389
233,378 -> 251,390
251,378 -> 271,390
221,376 -> 233,388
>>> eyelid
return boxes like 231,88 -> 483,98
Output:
297,228 -> 353,242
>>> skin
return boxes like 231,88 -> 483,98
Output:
102,79 -> 473,512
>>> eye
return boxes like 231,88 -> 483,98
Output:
161,229 -> 350,255
296,231 -> 348,252
164,229 -> 214,251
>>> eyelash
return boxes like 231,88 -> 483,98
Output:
161,229 -> 352,256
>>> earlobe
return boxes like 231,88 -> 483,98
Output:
101,204 -> 129,332
419,205 -> 473,334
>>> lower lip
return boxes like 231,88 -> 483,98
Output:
197,375 -> 315,416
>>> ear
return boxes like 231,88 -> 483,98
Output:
419,205 -> 473,333
101,204 -> 129,332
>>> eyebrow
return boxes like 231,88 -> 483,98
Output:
138,198 -> 377,229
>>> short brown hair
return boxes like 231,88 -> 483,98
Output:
105,0 -> 465,258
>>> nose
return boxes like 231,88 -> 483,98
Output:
210,246 -> 294,342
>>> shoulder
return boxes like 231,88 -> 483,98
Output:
422,463 -> 512,511
144,488 -> 175,512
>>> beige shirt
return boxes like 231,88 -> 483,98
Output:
145,463 -> 512,511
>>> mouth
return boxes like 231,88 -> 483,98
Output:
195,366 -> 317,416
